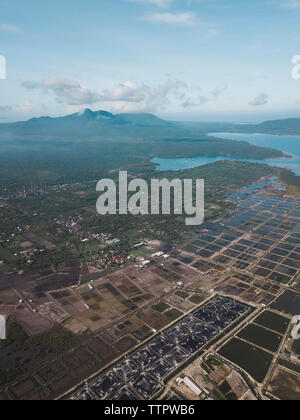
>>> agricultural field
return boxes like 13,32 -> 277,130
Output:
72,296 -> 253,400
1,175 -> 300,400
268,368 -> 300,400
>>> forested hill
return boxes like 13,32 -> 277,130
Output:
230,118 -> 300,135
0,109 -> 193,141
1,109 -> 300,141
180,118 -> 300,136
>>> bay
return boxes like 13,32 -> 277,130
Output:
152,132 -> 300,175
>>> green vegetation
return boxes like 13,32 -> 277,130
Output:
279,169 -> 300,196
0,246 -> 15,264
0,323 -> 27,350
0,139 -> 282,191
0,111 -> 286,273
152,302 -> 170,313
230,118 -> 300,136
0,150 -> 276,273
174,160 -> 276,192
1,111 -> 300,400
175,291 -> 189,299
164,308 -> 183,321
0,323 -> 82,388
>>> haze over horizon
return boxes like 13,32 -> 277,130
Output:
2,107 -> 300,126
1,0 -> 300,123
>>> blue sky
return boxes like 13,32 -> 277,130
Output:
1,0 -> 300,122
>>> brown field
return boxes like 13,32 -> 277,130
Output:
268,368 -> 300,400
11,377 -> 39,399
15,308 -> 54,336
114,336 -> 138,354
0,289 -> 20,305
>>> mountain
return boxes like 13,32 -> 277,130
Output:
181,117 -> 300,136
0,109 -> 187,142
1,110 -> 300,143
230,118 -> 300,135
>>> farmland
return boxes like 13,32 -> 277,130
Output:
1,174 -> 300,400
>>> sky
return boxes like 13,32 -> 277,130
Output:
1,0 -> 300,122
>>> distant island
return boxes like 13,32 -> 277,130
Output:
229,118 -> 300,136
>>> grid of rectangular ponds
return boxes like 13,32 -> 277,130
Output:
73,296 -> 251,400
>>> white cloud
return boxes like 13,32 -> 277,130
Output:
146,12 -> 196,26
22,76 -> 193,112
249,93 -> 269,106
101,79 -> 188,112
15,102 -> 33,113
100,81 -> 149,102
42,77 -> 101,105
22,75 -> 229,113
130,0 -> 174,7
22,76 -> 102,106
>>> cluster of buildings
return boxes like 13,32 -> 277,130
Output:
1,180 -> 94,200
55,216 -> 120,245
20,248 -> 38,264
90,250 -> 129,269
55,216 -> 84,235
139,227 -> 165,236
